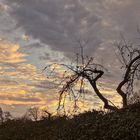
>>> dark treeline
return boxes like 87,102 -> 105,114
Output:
0,102 -> 140,140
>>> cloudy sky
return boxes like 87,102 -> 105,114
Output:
0,0 -> 140,117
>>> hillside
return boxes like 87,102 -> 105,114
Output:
0,103 -> 140,140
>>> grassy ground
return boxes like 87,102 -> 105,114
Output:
0,103 -> 140,140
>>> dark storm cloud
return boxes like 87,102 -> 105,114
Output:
5,0 -> 102,57
8,1 -> 140,55
4,0 -> 140,57
24,42 -> 45,49
39,52 -> 51,60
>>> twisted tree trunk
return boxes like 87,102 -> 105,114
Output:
83,70 -> 118,111
116,55 -> 140,107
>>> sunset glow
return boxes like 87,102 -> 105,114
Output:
0,0 -> 140,117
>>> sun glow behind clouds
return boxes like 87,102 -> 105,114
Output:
0,41 -> 26,63
0,40 -> 59,116
0,39 -> 122,116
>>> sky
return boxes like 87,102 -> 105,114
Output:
0,0 -> 140,117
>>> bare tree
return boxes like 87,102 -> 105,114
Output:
115,39 -> 140,107
0,108 -> 12,124
27,107 -> 40,121
20,113 -> 32,122
41,109 -> 52,120
44,40 -> 118,111
44,37 -> 140,112
0,107 -> 4,124
128,91 -> 140,104
4,111 -> 12,121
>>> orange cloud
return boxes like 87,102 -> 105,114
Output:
0,41 -> 26,63
0,40 -> 56,111
0,40 -> 122,116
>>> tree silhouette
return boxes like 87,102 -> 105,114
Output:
115,39 -> 140,107
44,38 -> 140,112
4,111 -> 12,121
0,107 -> 13,124
41,109 -> 52,120
27,107 -> 40,121
44,40 -> 117,111
0,107 -> 4,124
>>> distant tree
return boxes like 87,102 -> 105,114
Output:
128,92 -> 140,104
15,113 -> 32,123
41,109 -> 52,120
4,111 -> 12,121
0,107 -> 4,124
27,107 -> 40,121
0,108 -> 12,124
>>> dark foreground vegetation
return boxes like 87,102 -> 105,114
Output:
0,103 -> 140,140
